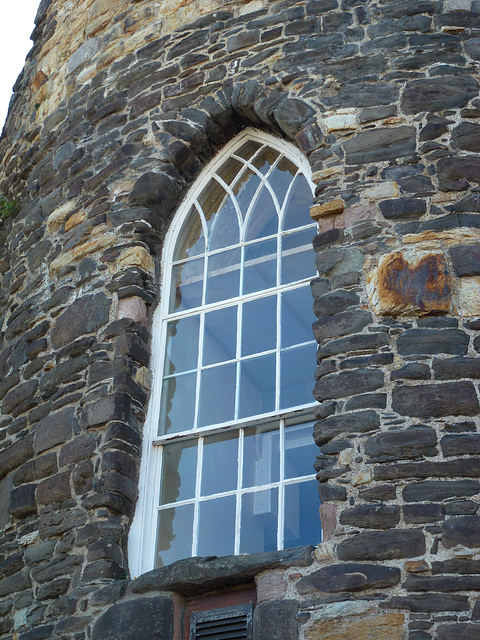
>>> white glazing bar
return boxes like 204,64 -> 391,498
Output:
191,437 -> 204,557
275,290 -> 281,412
234,302 -> 242,420
234,428 -> 244,555
192,311 -> 205,431
278,419 -> 286,550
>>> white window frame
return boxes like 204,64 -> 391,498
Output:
129,129 -> 317,578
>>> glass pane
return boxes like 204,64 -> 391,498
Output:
281,227 -> 316,285
198,178 -> 229,226
284,480 -> 320,549
239,354 -> 276,419
243,424 -> 280,488
281,287 -> 314,348
198,495 -> 236,557
240,488 -> 278,554
170,257 -> 204,312
285,421 -> 316,479
203,307 -> 237,366
234,140 -> 262,161
209,194 -> 240,251
216,156 -> 244,186
198,363 -> 236,427
245,187 -> 278,241
241,296 -> 276,356
252,146 -> 280,174
173,206 -> 205,261
205,248 -> 241,304
160,440 -> 198,504
269,157 -> 297,209
243,239 -> 277,294
233,168 -> 262,220
282,174 -> 313,230
164,317 -> 200,376
280,344 -> 315,410
156,503 -> 194,567
159,373 -> 196,435
201,431 -> 238,496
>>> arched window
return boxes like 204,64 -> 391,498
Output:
129,131 -> 320,576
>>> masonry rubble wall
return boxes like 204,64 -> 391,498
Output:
1,0 -> 480,638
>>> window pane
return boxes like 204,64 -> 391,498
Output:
201,431 -> 238,496
281,227 -> 316,285
240,488 -> 278,554
241,296 -> 276,356
203,307 -> 237,366
234,140 -> 262,161
233,168 -> 262,220
198,178 -> 229,225
206,248 -> 241,304
173,206 -> 205,261
280,344 -> 315,409
161,440 -> 198,504
269,157 -> 297,209
284,480 -> 320,549
245,187 -> 278,241
239,355 -> 276,419
282,174 -> 313,230
216,156 -> 244,185
243,424 -> 280,488
164,317 -> 200,376
243,239 -> 277,295
251,146 -> 280,174
209,194 -> 240,251
198,496 -> 236,557
198,363 -> 236,427
156,504 -> 194,567
159,373 -> 196,435
281,287 -> 314,348
170,258 -> 204,312
285,421 -> 316,479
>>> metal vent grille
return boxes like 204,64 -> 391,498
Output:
190,603 -> 253,640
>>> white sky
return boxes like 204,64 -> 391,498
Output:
0,2 -> 41,131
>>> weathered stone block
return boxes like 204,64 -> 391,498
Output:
450,244 -> 480,277
437,156 -> 480,191
314,411 -> 380,446
364,426 -> 437,462
366,251 -> 452,316
403,481 -> 480,502
81,393 -> 131,428
340,504 -> 401,529
297,563 -> 400,594
36,471 -> 72,505
392,382 -> 479,418
344,126 -> 416,164
92,596 -> 174,640
433,357 -> 480,380
8,484 -> 37,519
438,624 -> 480,640
404,504 -> 443,524
51,293 -> 111,348
383,594 -> 469,612
0,435 -> 34,481
305,611 -> 404,640
34,407 -> 77,455
442,516 -> 480,549
379,198 -> 426,220
313,310 -> 372,343
401,76 -> 479,114
441,434 -> 480,456
337,530 -> 425,560
314,369 -> 384,401
253,600 -> 298,640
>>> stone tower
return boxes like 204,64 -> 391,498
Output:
1,0 -> 480,639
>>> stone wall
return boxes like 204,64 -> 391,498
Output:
1,0 -> 480,638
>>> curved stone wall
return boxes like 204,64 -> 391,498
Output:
1,0 -> 480,639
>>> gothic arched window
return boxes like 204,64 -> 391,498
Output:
129,131 -> 320,576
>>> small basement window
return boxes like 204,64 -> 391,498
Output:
185,587 -> 256,640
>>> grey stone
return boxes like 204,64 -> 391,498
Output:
441,434 -> 480,456
364,426 -> 437,462
59,434 -> 97,466
297,563 -> 400,594
34,407 -> 77,455
129,171 -> 181,213
401,76 -> 479,114
0,435 -> 34,481
0,475 -> 13,528
438,624 -> 480,640
274,99 -> 316,138
344,126 -> 416,164
313,310 -> 372,343
313,290 -> 359,318
379,198 -> 426,220
314,369 -> 384,401
442,516 -> 480,549
340,504 -> 401,529
51,293 -> 111,348
81,393 -> 131,429
36,471 -> 72,505
8,484 -> 37,519
253,600 -> 298,640
337,530 -> 425,561
450,244 -> 480,276
359,485 -> 396,502
314,410 -> 380,446
397,329 -> 469,356
392,382 -> 479,418
31,555 -> 83,583
437,156 -> 480,191
403,481 -> 480,502
92,596 -> 174,640
317,333 -> 389,359
130,548 -> 314,597
391,363 -> 431,381
68,37 -> 101,73
383,594 -> 469,612
404,503 -> 444,524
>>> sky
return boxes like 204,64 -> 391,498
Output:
0,2 -> 41,130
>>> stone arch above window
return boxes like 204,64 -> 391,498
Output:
129,130 -> 321,578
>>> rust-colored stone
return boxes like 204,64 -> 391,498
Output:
366,251 -> 452,316
319,503 -> 337,541
306,612 -> 405,640
405,560 -> 429,573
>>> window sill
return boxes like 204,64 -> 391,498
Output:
129,546 -> 315,597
